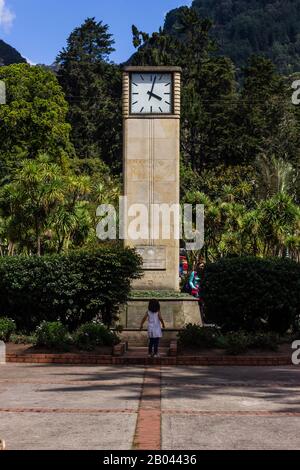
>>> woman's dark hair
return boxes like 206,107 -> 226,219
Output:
148,299 -> 160,313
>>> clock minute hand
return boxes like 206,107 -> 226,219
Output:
147,91 -> 162,101
148,76 -> 157,101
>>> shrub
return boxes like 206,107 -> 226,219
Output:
178,324 -> 221,349
224,332 -> 250,355
0,247 -> 142,331
248,332 -> 279,351
177,325 -> 287,354
74,322 -> 120,351
10,333 -> 36,345
202,257 -> 300,334
0,317 -> 16,342
35,321 -> 69,349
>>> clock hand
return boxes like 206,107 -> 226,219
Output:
148,76 -> 157,101
147,91 -> 162,101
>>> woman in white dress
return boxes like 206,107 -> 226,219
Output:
140,299 -> 166,357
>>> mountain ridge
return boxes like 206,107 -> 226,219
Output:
165,0 -> 300,74
0,39 -> 26,66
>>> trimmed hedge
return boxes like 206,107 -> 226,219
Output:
202,257 -> 300,333
0,248 -> 142,331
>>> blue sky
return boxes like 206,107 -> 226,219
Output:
0,0 -> 191,65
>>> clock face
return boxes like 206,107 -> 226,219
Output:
130,73 -> 173,114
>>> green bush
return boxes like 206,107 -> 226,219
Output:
0,247 -> 142,331
35,321 -> 69,349
178,325 -> 282,354
202,257 -> 300,334
248,332 -> 279,351
178,324 -> 221,349
10,333 -> 36,345
74,322 -> 120,351
224,332 -> 250,355
0,317 -> 16,342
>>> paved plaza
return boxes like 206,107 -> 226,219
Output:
0,364 -> 299,450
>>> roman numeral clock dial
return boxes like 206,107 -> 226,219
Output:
130,73 -> 173,114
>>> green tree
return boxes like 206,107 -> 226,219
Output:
57,18 -> 122,172
255,154 -> 298,201
0,157 -> 68,256
0,64 -> 74,181
131,7 -> 239,171
237,56 -> 297,165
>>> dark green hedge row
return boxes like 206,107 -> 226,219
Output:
202,257 -> 300,333
0,248 -> 142,331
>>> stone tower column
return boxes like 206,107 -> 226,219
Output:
123,66 -> 181,291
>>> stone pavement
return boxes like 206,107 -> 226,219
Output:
0,364 -> 299,450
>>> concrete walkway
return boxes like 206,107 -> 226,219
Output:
0,364 -> 299,450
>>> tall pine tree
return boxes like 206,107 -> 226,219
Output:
57,18 -> 122,173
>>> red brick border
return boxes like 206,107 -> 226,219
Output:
163,410 -> 300,417
176,356 -> 292,366
0,407 -> 135,414
6,353 -> 292,366
133,367 -> 161,451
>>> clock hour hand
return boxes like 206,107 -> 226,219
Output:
147,91 -> 162,101
148,76 -> 157,100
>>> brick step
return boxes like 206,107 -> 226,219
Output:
125,347 -> 169,358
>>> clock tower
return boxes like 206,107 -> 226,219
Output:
123,66 -> 181,291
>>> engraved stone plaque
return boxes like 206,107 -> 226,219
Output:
136,246 -> 166,270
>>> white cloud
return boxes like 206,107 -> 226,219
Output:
0,0 -> 15,32
25,57 -> 37,66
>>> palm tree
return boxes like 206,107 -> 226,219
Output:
0,156 -> 65,256
255,154 -> 297,200
256,193 -> 300,257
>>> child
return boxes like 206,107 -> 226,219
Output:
189,263 -> 201,298
140,299 -> 165,358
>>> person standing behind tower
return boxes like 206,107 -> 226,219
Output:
140,299 -> 166,358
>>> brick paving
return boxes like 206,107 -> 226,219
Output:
133,367 -> 161,450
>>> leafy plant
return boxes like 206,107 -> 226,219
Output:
248,332 -> 279,352
0,317 -> 16,342
74,322 -> 120,351
224,332 -> 250,355
0,247 -> 142,331
202,257 -> 300,334
35,321 -> 69,349
10,333 -> 36,345
178,324 -> 221,349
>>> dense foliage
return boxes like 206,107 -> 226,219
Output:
0,64 -> 74,180
0,248 -> 142,330
165,0 -> 300,75
35,321 -> 69,349
184,190 -> 300,262
130,9 -> 300,178
177,324 -> 282,354
0,11 -> 299,273
0,317 -> 16,342
56,18 -> 122,173
202,257 -> 300,333
74,322 -> 120,350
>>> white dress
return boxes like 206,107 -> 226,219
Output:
147,311 -> 162,338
